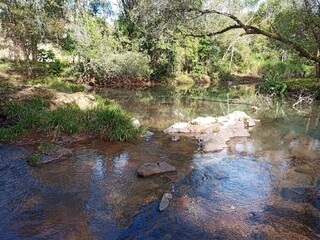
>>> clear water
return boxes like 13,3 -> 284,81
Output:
1,86 -> 319,239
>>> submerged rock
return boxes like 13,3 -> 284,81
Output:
137,162 -> 176,177
159,193 -> 173,212
144,131 -> 154,137
28,144 -> 73,166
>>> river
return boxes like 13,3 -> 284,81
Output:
0,85 -> 319,239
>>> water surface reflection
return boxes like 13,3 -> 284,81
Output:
0,86 -> 319,239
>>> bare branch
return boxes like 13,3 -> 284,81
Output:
182,25 -> 242,37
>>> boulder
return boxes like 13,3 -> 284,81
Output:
201,134 -> 229,152
163,122 -> 191,134
52,92 -> 98,110
159,193 -> 173,212
245,118 -> 256,127
137,162 -> 176,177
231,121 -> 250,137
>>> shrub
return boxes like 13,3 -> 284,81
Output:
174,74 -> 194,85
38,49 -> 56,62
78,51 -> 151,82
48,59 -> 67,76
258,74 -> 287,97
106,52 -> 151,78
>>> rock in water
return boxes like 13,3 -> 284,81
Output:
159,193 -> 173,212
137,162 -> 176,177
169,135 -> 180,142
163,111 -> 256,152
28,144 -> 73,166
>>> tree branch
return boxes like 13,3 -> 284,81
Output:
183,24 -> 242,37
178,7 -> 320,63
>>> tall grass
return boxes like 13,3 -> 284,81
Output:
0,96 -> 142,142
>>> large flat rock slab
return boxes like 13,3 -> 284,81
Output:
137,162 -> 176,177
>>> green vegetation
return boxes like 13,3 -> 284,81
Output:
174,74 -> 195,86
26,77 -> 84,93
27,141 -> 53,165
258,75 -> 287,98
0,96 -> 142,142
1,0 -> 319,86
285,78 -> 320,98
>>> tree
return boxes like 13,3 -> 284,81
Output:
178,0 -> 320,77
0,0 -> 66,76
130,0 -> 320,78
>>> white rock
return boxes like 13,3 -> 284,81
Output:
163,122 -> 190,134
191,116 -> 217,125
132,119 -> 141,128
159,193 -> 173,212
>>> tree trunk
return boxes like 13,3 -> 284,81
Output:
22,47 -> 34,79
31,40 -> 38,62
13,47 -> 20,66
317,49 -> 320,78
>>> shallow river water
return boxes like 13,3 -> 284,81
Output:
1,86 -> 320,239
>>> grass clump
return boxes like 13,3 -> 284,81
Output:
0,96 -> 142,142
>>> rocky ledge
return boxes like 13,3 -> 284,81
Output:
163,111 -> 258,152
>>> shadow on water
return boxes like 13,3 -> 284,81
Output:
1,85 -> 320,239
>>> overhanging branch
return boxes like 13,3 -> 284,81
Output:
178,7 -> 320,63
183,24 -> 242,37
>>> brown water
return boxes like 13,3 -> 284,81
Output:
1,86 -> 320,239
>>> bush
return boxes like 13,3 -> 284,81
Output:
258,74 -> 287,97
48,60 -> 68,76
284,78 -> 320,98
106,52 -> 151,77
38,49 -> 55,62
78,51 -> 151,82
260,60 -> 314,79
174,74 -> 194,85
